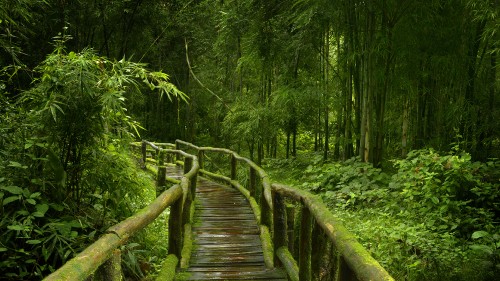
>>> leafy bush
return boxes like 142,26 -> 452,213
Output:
1,40 -> 180,279
265,148 -> 500,280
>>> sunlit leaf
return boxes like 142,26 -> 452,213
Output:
1,185 -> 23,195
3,196 -> 20,205
471,231 -> 489,239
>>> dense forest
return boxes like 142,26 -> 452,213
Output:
0,0 -> 499,280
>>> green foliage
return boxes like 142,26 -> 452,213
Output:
470,230 -> 500,277
0,39 -> 180,279
266,148 -> 500,281
20,40 -> 185,204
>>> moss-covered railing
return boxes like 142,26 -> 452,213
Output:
174,140 -> 394,281
43,141 -> 199,281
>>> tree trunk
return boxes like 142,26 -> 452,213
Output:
464,20 -> 486,156
402,96 -> 409,158
360,8 -> 375,162
323,26 -> 330,161
286,131 -> 290,159
292,128 -> 297,157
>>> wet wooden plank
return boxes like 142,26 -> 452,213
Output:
183,268 -> 287,280
174,175 -> 287,280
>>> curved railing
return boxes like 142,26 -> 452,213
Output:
174,140 -> 394,281
43,141 -> 199,281
44,139 -> 394,281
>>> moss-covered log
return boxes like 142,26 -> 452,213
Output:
260,225 -> 274,269
98,249 -> 122,281
43,185 -> 183,281
156,254 -> 179,281
180,224 -> 192,269
276,246 -> 299,281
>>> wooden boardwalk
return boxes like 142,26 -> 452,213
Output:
166,167 -> 286,280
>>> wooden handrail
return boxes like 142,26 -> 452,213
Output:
44,141 -> 198,281
174,140 -> 394,281
46,140 -> 393,281
43,185 -> 183,281
273,183 -> 394,281
174,140 -> 274,211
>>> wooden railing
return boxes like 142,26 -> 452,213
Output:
174,140 -> 394,281
44,139 -> 394,281
43,141 -> 199,281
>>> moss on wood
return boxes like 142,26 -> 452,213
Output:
260,225 -> 274,269
276,246 -> 299,281
155,254 -> 178,281
180,224 -> 192,269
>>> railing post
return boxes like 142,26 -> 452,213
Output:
339,256 -> 357,281
260,189 -> 272,229
286,205 -> 295,255
299,204 -> 312,281
182,183 -> 192,225
184,157 -> 193,175
312,223 -> 326,280
166,152 -> 173,164
157,166 -> 167,194
190,165 -> 197,201
182,157 -> 194,224
168,199 -> 183,258
249,167 -> 256,196
230,154 -> 237,180
175,141 -> 181,163
273,191 -> 287,266
198,150 -> 204,170
141,141 -> 147,169
158,150 -> 165,166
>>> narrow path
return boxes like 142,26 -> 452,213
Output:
166,167 -> 286,280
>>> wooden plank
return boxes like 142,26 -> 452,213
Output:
183,269 -> 287,280
175,177 -> 287,281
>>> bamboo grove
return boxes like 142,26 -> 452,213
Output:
2,0 -> 498,165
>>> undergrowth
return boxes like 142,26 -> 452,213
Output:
264,148 -> 500,281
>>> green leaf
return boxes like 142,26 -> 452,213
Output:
0,247 -> 7,252
1,186 -> 23,195
49,203 -> 64,212
30,192 -> 41,199
3,196 -> 20,205
408,260 -> 421,268
8,161 -> 27,169
26,199 -> 36,205
472,231 -> 489,239
26,240 -> 42,245
36,204 -> 49,215
32,212 -> 44,217
470,244 -> 493,255
7,225 -> 25,231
